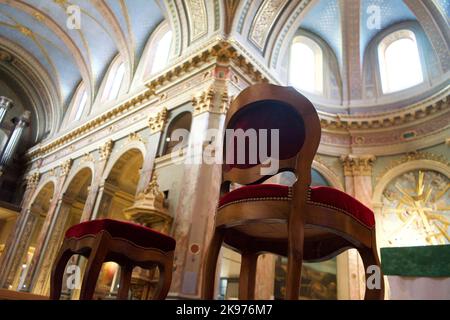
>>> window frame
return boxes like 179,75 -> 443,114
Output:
378,29 -> 424,94
289,35 -> 324,94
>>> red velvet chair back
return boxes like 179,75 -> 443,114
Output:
222,84 -> 321,186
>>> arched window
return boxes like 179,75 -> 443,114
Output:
163,112 -> 192,155
71,85 -> 88,122
378,30 -> 423,93
289,36 -> 323,94
102,62 -> 125,101
150,30 -> 173,75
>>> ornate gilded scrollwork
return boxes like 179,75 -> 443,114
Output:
382,170 -> 449,246
99,140 -> 114,161
148,108 -> 168,134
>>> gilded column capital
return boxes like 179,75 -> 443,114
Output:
148,108 -> 168,134
192,86 -> 230,116
26,171 -> 40,189
99,139 -> 114,161
60,159 -> 72,177
128,132 -> 144,142
340,154 -> 376,176
81,152 -> 94,163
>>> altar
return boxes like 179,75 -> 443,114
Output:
381,245 -> 450,300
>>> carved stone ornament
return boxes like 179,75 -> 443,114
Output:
123,174 -> 172,233
148,108 -> 168,134
99,139 -> 114,161
341,154 -> 376,176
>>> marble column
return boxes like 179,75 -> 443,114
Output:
17,167 -> 71,292
0,111 -> 31,175
170,85 -> 227,298
29,196 -> 72,294
135,108 -> 167,195
0,96 -> 13,126
81,141 -> 113,222
0,172 -> 40,288
340,154 -> 376,300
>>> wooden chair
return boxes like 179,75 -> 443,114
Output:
50,219 -> 175,300
201,84 -> 384,300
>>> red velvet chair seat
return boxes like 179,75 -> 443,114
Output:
218,184 -> 375,228
65,219 -> 176,252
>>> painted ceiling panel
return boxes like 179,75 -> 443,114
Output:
0,3 -> 82,103
360,0 -> 417,57
300,0 -> 342,64
124,0 -> 164,59
106,0 -> 128,35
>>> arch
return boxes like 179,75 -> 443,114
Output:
312,160 -> 344,191
289,35 -> 323,94
61,163 -> 96,195
362,21 -> 439,100
141,22 -> 173,82
28,179 -> 57,210
61,167 -> 93,200
102,142 -> 146,182
63,82 -> 89,127
378,30 -> 423,93
97,55 -> 128,104
281,29 -> 342,101
161,111 -> 192,156
372,159 -> 450,204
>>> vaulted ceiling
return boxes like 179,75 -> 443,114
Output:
0,0 -> 164,107
0,0 -> 448,146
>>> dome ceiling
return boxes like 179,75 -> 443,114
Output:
0,0 -> 448,149
359,0 -> 417,59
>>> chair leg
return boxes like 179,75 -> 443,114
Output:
239,251 -> 258,300
201,228 -> 225,299
358,246 -> 385,300
153,261 -> 172,300
285,220 -> 305,300
117,264 -> 133,300
50,246 -> 74,300
79,237 -> 108,300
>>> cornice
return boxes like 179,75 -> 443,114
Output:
23,39 -> 450,162
320,89 -> 449,131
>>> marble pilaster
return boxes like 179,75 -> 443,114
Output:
339,154 -> 376,299
170,84 -> 227,298
0,172 -> 40,287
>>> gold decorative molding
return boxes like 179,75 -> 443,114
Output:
320,93 -> 449,131
27,89 -> 153,159
48,168 -> 56,177
249,0 -> 288,50
340,155 -> 376,176
376,151 -> 450,182
148,108 -> 168,134
25,40 -> 270,161
99,139 -> 113,161
128,132 -> 143,143
81,152 -> 94,163
60,159 -> 72,177
26,172 -> 40,189
192,86 -> 230,116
